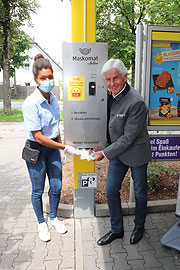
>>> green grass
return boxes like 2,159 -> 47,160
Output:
0,99 -> 24,102
0,109 -> 23,122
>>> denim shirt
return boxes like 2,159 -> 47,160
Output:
22,87 -> 60,141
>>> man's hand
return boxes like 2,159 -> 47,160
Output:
92,151 -> 104,161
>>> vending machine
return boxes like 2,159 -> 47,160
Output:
62,42 -> 108,151
62,42 -> 108,217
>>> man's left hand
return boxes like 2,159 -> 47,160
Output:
92,151 -> 104,161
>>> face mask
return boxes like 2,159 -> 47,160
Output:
38,80 -> 55,93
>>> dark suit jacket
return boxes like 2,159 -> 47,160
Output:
103,83 -> 152,167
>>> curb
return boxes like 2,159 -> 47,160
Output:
43,192 -> 177,218
95,199 -> 177,217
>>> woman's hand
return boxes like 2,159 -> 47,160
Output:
64,145 -> 81,156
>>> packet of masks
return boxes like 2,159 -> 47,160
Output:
79,149 -> 96,161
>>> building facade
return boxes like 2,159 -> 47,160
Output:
0,38 -> 63,99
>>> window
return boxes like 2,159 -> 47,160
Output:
24,63 -> 30,70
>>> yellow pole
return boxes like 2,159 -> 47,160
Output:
72,0 -> 96,42
71,0 -> 96,192
86,0 -> 96,42
71,0 -> 84,42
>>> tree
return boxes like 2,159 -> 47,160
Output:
147,0 -> 180,25
0,26 -> 31,76
8,28 -> 32,98
0,0 -> 39,112
96,0 -> 180,86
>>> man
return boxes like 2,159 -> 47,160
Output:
93,59 -> 151,245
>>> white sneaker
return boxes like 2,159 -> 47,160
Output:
38,222 -> 51,242
47,217 -> 67,234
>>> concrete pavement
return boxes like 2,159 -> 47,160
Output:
0,101 -> 23,111
0,122 -> 180,270
0,101 -> 63,111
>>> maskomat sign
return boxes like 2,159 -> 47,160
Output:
72,47 -> 99,64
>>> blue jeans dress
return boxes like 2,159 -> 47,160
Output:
26,144 -> 62,224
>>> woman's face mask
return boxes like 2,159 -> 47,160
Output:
36,68 -> 55,93
38,79 -> 55,93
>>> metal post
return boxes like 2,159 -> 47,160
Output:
142,25 -> 148,99
129,24 -> 144,203
129,176 -> 135,203
135,24 -> 144,95
84,0 -> 86,42
176,173 -> 180,217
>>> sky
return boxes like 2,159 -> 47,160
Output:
22,0 -> 72,66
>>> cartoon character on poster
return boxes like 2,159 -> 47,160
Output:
149,41 -> 180,125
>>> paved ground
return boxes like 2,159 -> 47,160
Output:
0,101 -> 63,111
0,101 -> 23,111
1,122 -> 180,270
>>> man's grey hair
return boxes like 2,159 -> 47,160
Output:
102,59 -> 127,78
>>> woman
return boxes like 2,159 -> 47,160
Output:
22,54 -> 78,242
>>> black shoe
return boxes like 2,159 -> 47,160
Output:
97,231 -> 124,246
130,227 -> 144,244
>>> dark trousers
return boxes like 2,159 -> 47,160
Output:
106,158 -> 148,233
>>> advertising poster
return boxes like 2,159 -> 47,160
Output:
150,135 -> 180,161
149,32 -> 180,126
68,76 -> 85,101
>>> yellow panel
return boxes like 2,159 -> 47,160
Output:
152,32 -> 180,41
152,42 -> 170,47
150,120 -> 180,125
86,0 -> 96,42
72,0 -> 96,42
71,0 -> 96,188
73,156 -> 95,189
71,0 -> 84,42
